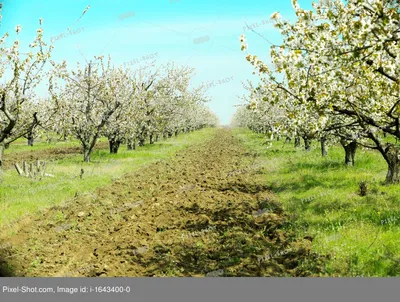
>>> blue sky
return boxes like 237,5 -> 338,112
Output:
0,0 -> 311,124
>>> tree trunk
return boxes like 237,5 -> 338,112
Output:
81,136 -> 99,163
294,137 -> 301,148
109,139 -> 121,154
276,135 -> 280,141
138,137 -> 145,147
320,137 -> 328,157
155,134 -> 159,142
174,130 -> 179,137
149,134 -> 154,144
27,132 -> 34,146
285,137 -> 291,144
304,137 -> 311,152
384,145 -> 400,184
0,143 -> 4,169
127,139 -> 136,150
341,139 -> 357,166
168,132 -> 173,138
27,137 -> 34,146
83,147 -> 91,163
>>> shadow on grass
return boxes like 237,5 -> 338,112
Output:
268,149 -> 299,155
286,160 -> 345,173
0,246 -> 15,277
268,175 -> 328,194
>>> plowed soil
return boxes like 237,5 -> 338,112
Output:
0,129 -> 327,277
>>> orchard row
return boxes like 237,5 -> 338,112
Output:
0,21 -> 219,180
233,0 -> 400,184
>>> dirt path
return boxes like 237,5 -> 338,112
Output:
0,129 -> 327,277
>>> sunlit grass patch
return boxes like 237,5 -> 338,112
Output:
233,127 -> 400,277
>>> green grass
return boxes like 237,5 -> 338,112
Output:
5,136 -> 88,154
0,129 -> 216,227
233,128 -> 400,277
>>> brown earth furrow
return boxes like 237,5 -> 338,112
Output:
0,129 -> 327,277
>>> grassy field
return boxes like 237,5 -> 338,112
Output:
233,128 -> 400,277
0,129 -> 215,228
